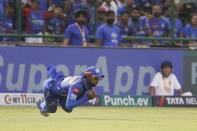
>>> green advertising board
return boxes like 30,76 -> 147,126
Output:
183,51 -> 197,96
100,95 -> 152,107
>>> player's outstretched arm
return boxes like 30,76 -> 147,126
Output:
65,84 -> 88,113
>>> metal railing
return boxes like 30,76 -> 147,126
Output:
0,0 -> 197,44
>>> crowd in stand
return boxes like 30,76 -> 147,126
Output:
0,0 -> 197,47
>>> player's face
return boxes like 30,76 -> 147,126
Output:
162,66 -> 172,77
77,14 -> 86,25
89,76 -> 100,87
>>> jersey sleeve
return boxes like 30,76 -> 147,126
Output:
184,25 -> 191,37
172,74 -> 181,90
150,73 -> 160,88
96,26 -> 104,40
64,25 -> 72,39
65,83 -> 88,113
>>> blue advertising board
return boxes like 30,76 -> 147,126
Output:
0,46 -> 184,95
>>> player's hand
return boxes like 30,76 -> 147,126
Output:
87,90 -> 96,100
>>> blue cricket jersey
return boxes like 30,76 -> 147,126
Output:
0,0 -> 8,18
184,24 -> 197,38
115,22 -> 132,43
96,24 -> 121,47
166,17 -> 183,38
64,23 -> 89,46
60,76 -> 90,113
149,17 -> 170,44
130,16 -> 151,44
46,65 -> 91,113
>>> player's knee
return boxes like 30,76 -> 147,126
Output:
47,106 -> 57,113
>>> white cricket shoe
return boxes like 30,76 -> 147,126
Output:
36,98 -> 49,117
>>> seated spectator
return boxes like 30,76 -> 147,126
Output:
45,7 -> 65,43
164,8 -> 184,46
23,0 -> 51,43
96,10 -> 122,47
64,10 -> 89,47
149,4 -> 170,45
130,7 -> 152,45
115,11 -> 132,46
49,0 -> 66,10
117,0 -> 135,18
88,6 -> 106,35
66,0 -> 90,25
3,6 -> 17,42
184,13 -> 197,46
178,2 -> 196,26
149,61 -> 183,96
0,0 -> 9,19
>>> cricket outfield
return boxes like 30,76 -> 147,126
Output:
0,106 -> 197,131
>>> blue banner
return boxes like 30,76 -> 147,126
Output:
0,46 -> 184,95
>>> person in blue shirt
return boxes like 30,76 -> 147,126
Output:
36,65 -> 104,117
64,10 -> 89,47
164,8 -> 184,46
117,0 -> 135,19
0,0 -> 8,19
184,13 -> 197,46
45,7 -> 65,42
130,7 -> 152,45
149,4 -> 170,45
96,10 -> 122,47
115,11 -> 132,46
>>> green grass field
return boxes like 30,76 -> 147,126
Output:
0,106 -> 197,131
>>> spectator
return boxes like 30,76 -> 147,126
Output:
96,10 -> 122,47
23,0 -> 51,43
149,4 -> 170,45
130,7 -> 152,45
64,10 -> 89,47
4,6 -> 17,42
45,7 -> 65,43
49,0 -> 66,11
164,8 -> 184,46
184,13 -> 197,46
88,6 -> 106,35
0,0 -> 9,19
115,11 -> 132,46
149,61 -> 183,96
66,0 -> 90,25
117,0 -> 135,18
